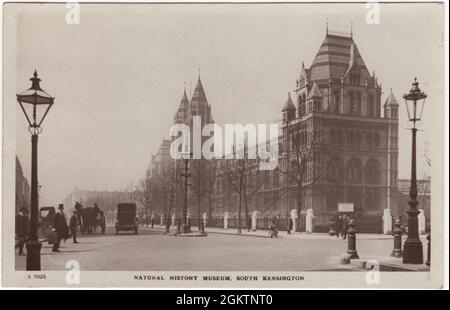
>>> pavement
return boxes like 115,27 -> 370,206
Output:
151,224 -> 396,240
14,225 -> 429,272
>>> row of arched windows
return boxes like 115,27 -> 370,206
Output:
327,157 -> 380,185
330,129 -> 381,149
329,91 -> 378,117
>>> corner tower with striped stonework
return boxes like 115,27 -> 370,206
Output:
281,29 -> 398,233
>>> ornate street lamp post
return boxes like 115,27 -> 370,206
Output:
402,77 -> 426,264
17,71 -> 54,270
180,152 -> 191,233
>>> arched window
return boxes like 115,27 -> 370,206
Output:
356,92 -> 362,115
365,158 -> 380,184
349,91 -> 355,115
337,130 -> 343,144
348,131 -> 355,145
356,131 -> 361,146
366,132 -> 374,149
374,133 -> 380,148
327,157 -> 344,183
330,129 -> 336,144
333,91 -> 340,113
368,94 -> 374,116
347,158 -> 362,183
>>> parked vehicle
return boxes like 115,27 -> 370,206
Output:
38,206 -> 56,244
115,203 -> 138,235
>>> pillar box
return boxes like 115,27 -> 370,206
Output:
383,208 -> 393,234
251,211 -> 258,231
306,209 -> 314,234
224,212 -> 229,229
290,209 -> 298,233
418,209 -> 426,235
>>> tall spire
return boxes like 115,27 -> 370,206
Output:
326,17 -> 328,35
191,74 -> 208,108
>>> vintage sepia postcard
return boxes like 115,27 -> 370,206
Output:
2,1 -> 446,289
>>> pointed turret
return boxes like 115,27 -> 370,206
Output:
282,92 -> 295,112
307,81 -> 323,100
384,88 -> 399,119
174,87 -> 190,124
384,88 -> 399,107
191,75 -> 208,108
282,93 -> 296,123
189,74 -> 213,124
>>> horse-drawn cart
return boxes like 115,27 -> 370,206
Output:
75,203 -> 106,234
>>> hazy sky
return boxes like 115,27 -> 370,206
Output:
7,3 -> 444,205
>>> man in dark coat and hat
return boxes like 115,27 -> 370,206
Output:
69,210 -> 80,244
52,204 -> 69,252
15,207 -> 30,255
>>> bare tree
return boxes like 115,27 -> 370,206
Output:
189,158 -> 221,228
159,160 -> 177,227
222,146 -> 262,233
278,121 -> 331,228
137,177 -> 153,223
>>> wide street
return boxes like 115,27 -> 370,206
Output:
15,225 -> 426,271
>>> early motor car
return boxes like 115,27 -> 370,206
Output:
38,206 -> 56,244
115,203 -> 138,235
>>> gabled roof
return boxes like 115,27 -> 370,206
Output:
282,93 -> 296,112
309,33 -> 370,81
307,81 -> 323,100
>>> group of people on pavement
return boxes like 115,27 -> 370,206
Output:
15,207 -> 30,256
334,214 -> 350,239
15,203 -> 81,256
52,204 -> 81,252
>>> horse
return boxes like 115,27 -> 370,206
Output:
75,203 -> 105,234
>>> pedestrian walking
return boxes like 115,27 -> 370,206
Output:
151,214 -> 155,228
335,215 -> 343,238
15,207 -> 29,256
287,217 -> 293,234
247,215 -> 251,232
70,210 -> 80,244
342,214 -> 349,239
52,204 -> 69,252
269,218 -> 278,238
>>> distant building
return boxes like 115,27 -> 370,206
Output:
15,156 -> 30,214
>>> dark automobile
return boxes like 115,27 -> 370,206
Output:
38,206 -> 56,244
115,203 -> 138,235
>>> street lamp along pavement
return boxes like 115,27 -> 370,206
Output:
17,70 -> 55,271
402,77 -> 426,264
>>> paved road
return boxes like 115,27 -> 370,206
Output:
15,227 -> 423,271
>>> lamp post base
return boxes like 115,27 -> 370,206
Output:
403,240 -> 423,264
26,240 -> 42,271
